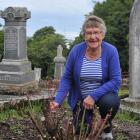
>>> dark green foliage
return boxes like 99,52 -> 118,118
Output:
91,0 -> 134,72
69,34 -> 84,51
33,26 -> 55,39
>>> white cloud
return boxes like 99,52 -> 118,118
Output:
56,30 -> 80,40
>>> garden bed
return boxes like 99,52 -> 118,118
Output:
0,114 -> 140,140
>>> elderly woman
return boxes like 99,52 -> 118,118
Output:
51,15 -> 121,139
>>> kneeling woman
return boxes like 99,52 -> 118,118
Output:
51,15 -> 121,140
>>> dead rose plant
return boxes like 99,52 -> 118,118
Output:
27,79 -> 112,140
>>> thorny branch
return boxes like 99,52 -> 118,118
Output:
27,79 -> 113,140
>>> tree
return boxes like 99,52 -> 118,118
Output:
69,34 -> 84,51
27,26 -> 68,78
33,26 -> 55,39
90,0 -> 134,72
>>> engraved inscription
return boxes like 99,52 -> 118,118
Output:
0,75 -> 20,81
5,27 -> 18,51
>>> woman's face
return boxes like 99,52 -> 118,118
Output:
84,27 -> 104,50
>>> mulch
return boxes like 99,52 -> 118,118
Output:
0,118 -> 140,140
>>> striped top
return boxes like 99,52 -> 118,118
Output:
80,56 -> 102,98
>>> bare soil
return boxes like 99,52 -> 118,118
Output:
0,117 -> 140,140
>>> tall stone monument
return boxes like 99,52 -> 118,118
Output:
0,7 -> 38,94
121,0 -> 140,114
54,45 -> 66,80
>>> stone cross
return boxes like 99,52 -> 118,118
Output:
54,45 -> 66,80
0,7 -> 37,94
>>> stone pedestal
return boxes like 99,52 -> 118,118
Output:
121,98 -> 140,115
121,0 -> 140,115
54,45 -> 66,80
0,7 -> 38,94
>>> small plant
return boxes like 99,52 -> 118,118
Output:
116,133 -> 128,140
119,88 -> 129,99
116,110 -> 139,123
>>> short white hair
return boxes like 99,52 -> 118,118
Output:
81,15 -> 107,36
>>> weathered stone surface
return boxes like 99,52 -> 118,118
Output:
0,59 -> 32,72
0,89 -> 50,109
129,0 -> 140,99
34,68 -> 41,82
0,7 -> 30,60
0,81 -> 38,95
121,98 -> 140,115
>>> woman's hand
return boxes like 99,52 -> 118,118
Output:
83,95 -> 95,110
50,101 -> 59,110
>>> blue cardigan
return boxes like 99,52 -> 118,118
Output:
55,41 -> 122,110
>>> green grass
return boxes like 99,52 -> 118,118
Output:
0,108 -> 22,121
116,110 -> 139,123
116,134 -> 128,140
0,93 -> 138,125
0,101 -> 43,121
117,88 -> 139,123
10,123 -> 24,135
119,88 -> 129,98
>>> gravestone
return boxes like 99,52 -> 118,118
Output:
0,7 -> 38,94
54,45 -> 66,80
121,0 -> 140,114
34,68 -> 41,82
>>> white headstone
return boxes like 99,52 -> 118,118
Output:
34,68 -> 41,82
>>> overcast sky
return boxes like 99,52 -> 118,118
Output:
0,0 -> 105,40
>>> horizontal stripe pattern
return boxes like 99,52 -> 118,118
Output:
80,56 -> 102,97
